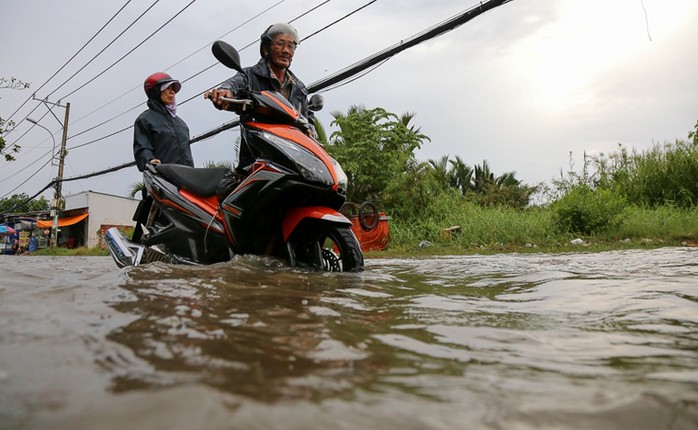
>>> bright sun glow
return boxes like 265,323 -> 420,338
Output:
514,0 -> 692,115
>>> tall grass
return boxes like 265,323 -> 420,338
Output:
387,200 -> 698,254
389,192 -> 559,251
572,139 -> 698,208
385,134 -> 698,254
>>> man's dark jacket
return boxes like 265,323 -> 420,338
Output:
221,57 -> 313,123
221,58 -> 313,168
133,99 -> 193,171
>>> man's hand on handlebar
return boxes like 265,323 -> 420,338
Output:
204,88 -> 233,111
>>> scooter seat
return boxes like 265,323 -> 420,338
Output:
155,164 -> 230,196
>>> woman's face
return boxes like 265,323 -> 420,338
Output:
160,85 -> 177,105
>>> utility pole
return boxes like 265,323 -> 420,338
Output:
28,96 -> 71,247
51,102 -> 70,248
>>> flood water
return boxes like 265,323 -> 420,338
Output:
1,248 -> 697,429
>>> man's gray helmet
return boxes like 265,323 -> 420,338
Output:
260,23 -> 299,57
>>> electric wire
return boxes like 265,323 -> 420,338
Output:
2,0 -> 134,129
318,58 -> 391,93
40,0 -> 376,188
46,0 -> 161,99
3,0 -> 195,185
68,0 -> 501,181
68,0 -> 361,150
3,0 -> 295,198
10,0 -> 511,206
66,0 -> 292,138
2,156 -> 53,199
66,0 -> 296,141
58,0 -> 343,157
58,0 -> 198,101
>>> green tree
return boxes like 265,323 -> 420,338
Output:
382,160 -> 443,220
313,117 -> 329,146
1,77 -> 31,161
326,106 -> 430,204
0,193 -> 50,214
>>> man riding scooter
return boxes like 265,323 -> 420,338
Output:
206,23 -> 316,196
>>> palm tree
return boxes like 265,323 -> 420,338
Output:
473,160 -> 495,193
427,155 -> 451,190
447,155 -> 474,194
494,171 -> 520,188
313,117 -> 329,146
399,111 -> 421,133
128,181 -> 144,198
203,160 -> 233,169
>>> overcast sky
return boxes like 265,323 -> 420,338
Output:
1,0 -> 697,204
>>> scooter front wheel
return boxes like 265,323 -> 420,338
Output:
288,223 -> 364,272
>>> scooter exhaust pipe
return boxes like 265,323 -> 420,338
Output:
105,227 -> 145,268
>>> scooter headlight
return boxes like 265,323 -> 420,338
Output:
331,157 -> 348,192
263,132 -> 333,186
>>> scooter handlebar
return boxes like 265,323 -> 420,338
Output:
219,96 -> 252,111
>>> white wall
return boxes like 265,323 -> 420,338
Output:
65,191 -> 140,248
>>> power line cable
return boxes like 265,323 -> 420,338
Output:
66,0 -> 296,141
46,0 -> 161,99
308,0 -> 513,93
58,0 -> 198,100
3,0 -> 153,159
3,0 -> 183,171
67,0 -> 331,142
3,0 -> 134,128
24,0 -> 479,194
0,145 -> 54,187
3,0 -> 298,196
318,58 -> 391,93
19,0 -> 506,202
64,0 -> 288,138
1,156 -> 53,199
38,0 -> 376,188
59,0 -> 339,153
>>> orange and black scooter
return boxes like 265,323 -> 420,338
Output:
105,41 -> 363,272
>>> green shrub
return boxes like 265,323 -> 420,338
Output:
552,185 -> 627,235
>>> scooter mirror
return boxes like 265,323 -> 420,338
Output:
308,94 -> 324,112
212,40 -> 243,73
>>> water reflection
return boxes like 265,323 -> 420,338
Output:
107,256 -> 397,401
97,248 -> 698,426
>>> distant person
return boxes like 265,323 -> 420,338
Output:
28,233 -> 38,254
133,72 -> 194,171
206,22 -> 315,171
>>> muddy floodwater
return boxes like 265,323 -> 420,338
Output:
1,248 -> 697,429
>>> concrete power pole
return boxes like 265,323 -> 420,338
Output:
51,102 -> 70,248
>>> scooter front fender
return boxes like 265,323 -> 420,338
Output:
282,206 -> 352,241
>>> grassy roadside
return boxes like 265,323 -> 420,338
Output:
29,204 -> 698,258
33,246 -> 109,257
367,204 -> 698,258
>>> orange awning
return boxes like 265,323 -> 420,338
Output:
37,213 -> 89,228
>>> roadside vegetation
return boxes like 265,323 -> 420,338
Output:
33,246 -> 108,256
321,109 -> 698,256
4,104 -> 697,258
